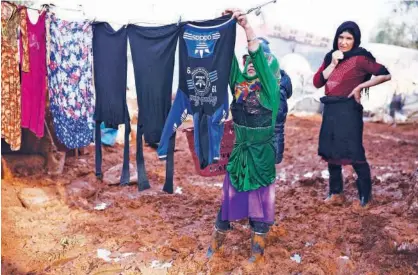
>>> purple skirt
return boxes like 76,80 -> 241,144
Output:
221,172 -> 276,224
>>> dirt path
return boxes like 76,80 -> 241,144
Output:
2,116 -> 417,274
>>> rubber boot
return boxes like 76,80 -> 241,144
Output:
359,180 -> 372,207
325,164 -> 345,205
249,231 -> 267,263
326,163 -> 343,200
353,163 -> 372,207
206,226 -> 227,258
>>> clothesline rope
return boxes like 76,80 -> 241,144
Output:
10,0 -> 277,26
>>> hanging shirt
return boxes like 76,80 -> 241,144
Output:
157,15 -> 236,169
127,24 -> 181,192
47,13 -> 95,149
1,3 -> 29,150
20,9 -> 47,138
127,23 -> 181,145
92,22 -> 130,184
92,22 -> 128,128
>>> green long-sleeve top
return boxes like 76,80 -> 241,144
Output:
226,45 -> 280,192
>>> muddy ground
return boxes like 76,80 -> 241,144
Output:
1,115 -> 418,275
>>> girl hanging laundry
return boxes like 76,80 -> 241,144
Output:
207,9 -> 281,263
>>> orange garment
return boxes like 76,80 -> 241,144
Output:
1,3 -> 29,150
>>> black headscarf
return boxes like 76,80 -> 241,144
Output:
323,21 -> 375,94
324,21 -> 375,67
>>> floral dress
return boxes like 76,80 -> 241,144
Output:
47,13 -> 95,149
1,3 -> 29,150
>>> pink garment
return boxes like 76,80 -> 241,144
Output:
20,10 -> 46,138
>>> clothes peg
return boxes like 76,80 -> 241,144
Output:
255,7 -> 261,16
177,16 -> 182,26
78,4 -> 86,17
44,3 -> 54,12
245,0 -> 277,15
40,3 -> 49,14
89,16 -> 96,25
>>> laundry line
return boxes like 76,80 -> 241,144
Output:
21,0 -> 277,27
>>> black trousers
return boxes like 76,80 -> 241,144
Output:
328,162 -> 372,199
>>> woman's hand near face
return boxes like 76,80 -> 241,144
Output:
331,50 -> 344,66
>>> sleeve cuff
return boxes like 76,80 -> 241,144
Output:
376,66 -> 390,76
320,72 -> 327,84
248,44 -> 262,57
158,155 -> 167,160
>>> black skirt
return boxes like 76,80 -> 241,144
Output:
318,96 -> 366,163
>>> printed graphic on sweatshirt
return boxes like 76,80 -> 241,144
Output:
183,30 -> 220,58
187,67 -> 218,107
